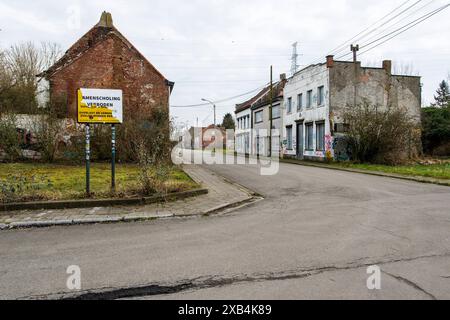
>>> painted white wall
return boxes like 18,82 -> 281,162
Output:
36,78 -> 50,109
283,63 -> 332,159
235,108 -> 251,154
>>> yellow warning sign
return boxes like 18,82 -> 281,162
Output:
77,88 -> 123,124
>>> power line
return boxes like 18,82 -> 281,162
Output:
175,79 -> 266,84
337,0 -> 436,58
356,0 -> 436,48
170,82 -> 269,108
336,3 -> 450,60
308,0 -> 418,65
356,3 -> 450,58
329,0 -> 424,59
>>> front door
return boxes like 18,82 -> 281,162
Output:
296,123 -> 304,159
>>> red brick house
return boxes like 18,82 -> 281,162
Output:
38,12 -> 174,120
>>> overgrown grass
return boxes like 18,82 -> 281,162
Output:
330,162 -> 450,180
0,163 -> 198,202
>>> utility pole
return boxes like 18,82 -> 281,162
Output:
269,65 -> 273,158
351,44 -> 359,108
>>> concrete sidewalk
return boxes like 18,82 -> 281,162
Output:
0,165 -> 256,230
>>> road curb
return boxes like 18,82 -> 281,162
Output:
0,197 -> 261,231
0,166 -> 264,231
0,188 -> 209,213
281,159 -> 450,187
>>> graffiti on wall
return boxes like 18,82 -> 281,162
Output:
333,136 -> 352,161
325,134 -> 333,161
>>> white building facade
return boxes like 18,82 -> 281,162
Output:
235,108 -> 251,155
283,63 -> 332,160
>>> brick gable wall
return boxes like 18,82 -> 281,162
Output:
49,33 -> 170,121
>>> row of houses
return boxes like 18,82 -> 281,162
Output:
235,56 -> 422,161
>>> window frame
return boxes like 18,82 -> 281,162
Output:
306,90 -> 313,109
316,121 -> 325,152
305,122 -> 314,151
286,126 -> 293,150
318,86 -> 325,107
255,110 -> 264,124
272,105 -> 281,120
287,97 -> 292,114
297,93 -> 303,111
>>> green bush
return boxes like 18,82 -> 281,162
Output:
422,106 -> 450,156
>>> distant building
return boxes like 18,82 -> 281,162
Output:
282,56 -> 422,161
234,74 -> 287,157
235,87 -> 268,155
182,125 -> 227,150
37,11 -> 174,121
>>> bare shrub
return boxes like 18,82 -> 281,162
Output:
0,42 -> 61,114
132,107 -> 172,195
33,114 -> 65,163
0,113 -> 21,162
343,101 -> 420,165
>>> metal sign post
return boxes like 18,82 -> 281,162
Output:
111,124 -> 116,192
77,88 -> 123,197
85,124 -> 91,196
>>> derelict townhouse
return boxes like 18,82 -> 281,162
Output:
37,12 -> 174,125
235,74 -> 287,157
282,56 -> 421,161
236,56 -> 422,161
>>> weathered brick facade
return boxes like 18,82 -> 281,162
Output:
40,12 -> 174,120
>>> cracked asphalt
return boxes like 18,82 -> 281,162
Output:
1,161 -> 450,300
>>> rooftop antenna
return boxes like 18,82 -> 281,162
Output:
291,42 -> 300,76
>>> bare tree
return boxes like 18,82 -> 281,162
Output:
343,100 -> 420,165
0,42 -> 61,114
393,62 -> 418,76
0,50 -> 14,97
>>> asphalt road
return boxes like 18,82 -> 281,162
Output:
1,161 -> 450,300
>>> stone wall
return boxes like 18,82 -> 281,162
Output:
329,61 -> 421,125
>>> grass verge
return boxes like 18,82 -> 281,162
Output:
329,162 -> 450,180
282,158 -> 450,180
0,163 -> 198,203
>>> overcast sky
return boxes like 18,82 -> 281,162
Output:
1,0 -> 449,128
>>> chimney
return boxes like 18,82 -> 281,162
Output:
97,11 -> 114,28
280,73 -> 287,81
382,60 -> 392,75
326,55 -> 334,68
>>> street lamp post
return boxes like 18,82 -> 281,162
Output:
201,98 -> 216,127
201,98 -> 217,153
